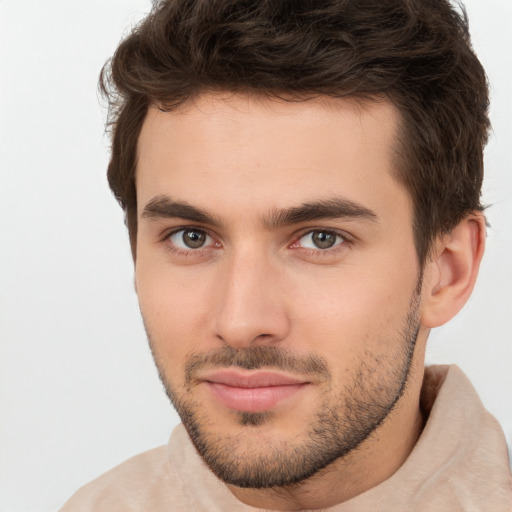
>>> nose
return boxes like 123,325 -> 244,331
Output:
213,249 -> 291,349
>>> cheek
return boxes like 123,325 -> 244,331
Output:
135,261 -> 214,369
288,261 -> 417,360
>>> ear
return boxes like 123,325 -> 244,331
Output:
421,212 -> 486,328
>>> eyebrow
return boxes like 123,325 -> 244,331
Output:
264,198 -> 378,228
141,195 -> 378,228
141,196 -> 221,226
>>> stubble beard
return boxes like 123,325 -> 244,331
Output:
146,291 -> 421,489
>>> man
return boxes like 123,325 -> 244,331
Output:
60,0 -> 512,510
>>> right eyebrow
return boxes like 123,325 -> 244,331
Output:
141,195 -> 221,226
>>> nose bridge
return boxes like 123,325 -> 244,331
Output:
213,245 -> 289,348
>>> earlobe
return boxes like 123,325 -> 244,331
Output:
421,212 -> 486,328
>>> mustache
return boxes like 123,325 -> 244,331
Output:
184,345 -> 330,384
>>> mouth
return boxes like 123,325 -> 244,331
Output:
199,369 -> 311,413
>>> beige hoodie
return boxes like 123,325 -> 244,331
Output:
60,365 -> 512,511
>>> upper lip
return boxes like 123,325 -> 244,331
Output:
199,369 -> 308,388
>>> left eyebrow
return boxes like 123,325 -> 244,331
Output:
263,198 -> 378,228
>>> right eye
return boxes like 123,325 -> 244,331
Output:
168,229 -> 213,250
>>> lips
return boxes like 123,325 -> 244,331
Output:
200,369 -> 309,413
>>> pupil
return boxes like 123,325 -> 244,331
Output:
312,231 -> 336,249
183,230 -> 205,249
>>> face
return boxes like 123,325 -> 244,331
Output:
135,93 -> 422,488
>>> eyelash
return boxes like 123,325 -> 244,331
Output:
161,227 -> 217,257
160,227 -> 351,257
291,228 -> 349,257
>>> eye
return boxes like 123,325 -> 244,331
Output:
168,229 -> 213,250
297,230 -> 344,250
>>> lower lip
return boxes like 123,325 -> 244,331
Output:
205,382 -> 308,413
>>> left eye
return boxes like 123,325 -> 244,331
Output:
169,229 -> 213,249
298,230 -> 344,250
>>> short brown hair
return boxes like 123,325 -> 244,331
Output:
101,0 -> 490,263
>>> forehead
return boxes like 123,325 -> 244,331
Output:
136,93 -> 409,223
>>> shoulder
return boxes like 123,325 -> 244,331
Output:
58,443 -> 187,512
57,425 -> 247,512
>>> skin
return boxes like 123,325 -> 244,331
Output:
134,93 -> 485,510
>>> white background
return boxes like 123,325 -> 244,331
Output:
1,1 -> 511,510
